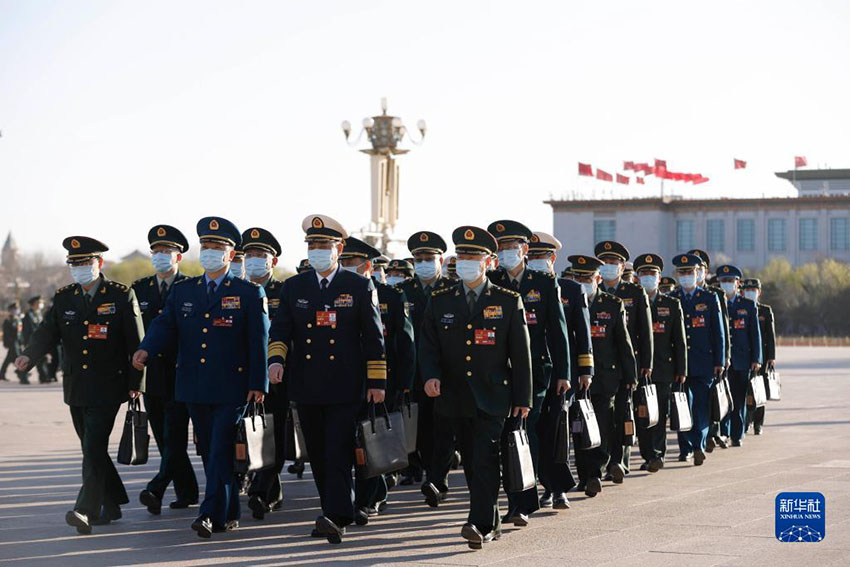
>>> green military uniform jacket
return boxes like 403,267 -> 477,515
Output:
418,279 -> 533,418
23,275 -> 145,406
648,292 -> 687,382
605,280 -> 653,372
588,290 -> 637,396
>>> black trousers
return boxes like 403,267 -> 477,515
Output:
610,388 -> 632,473
70,404 -> 128,518
537,389 -> 577,494
298,401 -> 360,527
449,411 -> 505,534
0,346 -> 18,379
574,393 -> 615,482
145,394 -> 198,503
637,382 -> 672,463
414,394 -> 456,491
504,389 -> 546,514
248,405 -> 287,507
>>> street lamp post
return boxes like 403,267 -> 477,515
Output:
342,97 -> 426,252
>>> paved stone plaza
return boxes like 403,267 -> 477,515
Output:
0,346 -> 848,566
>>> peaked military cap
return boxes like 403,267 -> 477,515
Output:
302,214 -> 348,241
296,259 -> 312,273
407,231 -> 447,254
634,253 -> 663,272
560,266 -> 574,278
241,227 -> 281,257
452,226 -> 498,255
659,276 -> 677,290
233,244 -> 245,259
341,236 -> 381,260
27,295 -> 42,305
387,259 -> 414,277
196,216 -> 241,247
62,236 -> 109,263
487,220 -> 532,242
716,264 -> 743,279
373,255 -> 390,268
148,224 -> 189,253
445,254 -> 457,274
672,253 -> 701,270
741,278 -> 761,289
567,254 -> 604,275
687,249 -> 711,268
529,231 -> 562,252
623,261 -> 634,274
595,240 -> 630,262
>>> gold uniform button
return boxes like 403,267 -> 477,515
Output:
329,355 -> 335,360
205,313 -> 210,319
306,338 -> 312,344
503,380 -> 509,385
202,328 -> 208,333
200,358 -> 206,363
307,323 -> 313,329
331,324 -> 336,329
158,309 -> 163,314
82,350 -> 88,355
306,354 -> 312,360
466,371 -> 472,377
465,355 -> 471,361
83,335 -> 88,340
201,343 -> 207,349
329,339 -> 335,345
238,367 -> 243,372
467,324 -> 473,330
83,320 -> 89,325
82,364 -> 88,370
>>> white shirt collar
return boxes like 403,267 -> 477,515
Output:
315,265 -> 339,287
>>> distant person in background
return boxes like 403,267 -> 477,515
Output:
22,295 -> 50,383
230,245 -> 246,279
1,302 -> 22,381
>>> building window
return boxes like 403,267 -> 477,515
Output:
706,219 -> 725,252
799,218 -> 818,251
593,219 -> 616,243
768,218 -> 786,252
676,220 -> 695,251
830,217 -> 850,251
737,219 -> 755,252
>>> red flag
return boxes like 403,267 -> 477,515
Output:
693,176 -> 709,185
654,158 -> 667,168
634,163 -> 652,174
671,172 -> 684,181
654,164 -> 668,177
795,156 -> 807,168
636,176 -> 645,185
734,159 -> 747,169
596,169 -> 613,182
616,173 -> 629,185
578,162 -> 593,176
623,161 -> 635,170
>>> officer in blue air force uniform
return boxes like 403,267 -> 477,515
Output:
267,214 -> 386,544
716,265 -> 761,446
134,225 -> 199,516
133,216 -> 270,538
671,254 -> 725,466
486,220 -> 570,527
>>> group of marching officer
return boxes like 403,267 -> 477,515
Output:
12,214 -> 776,550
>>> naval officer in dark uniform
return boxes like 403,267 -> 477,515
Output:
133,216 -> 270,538
419,225 -> 532,549
17,236 -> 145,534
486,220 -> 569,527
634,254 -> 687,472
134,225 -> 199,515
267,214 -> 386,544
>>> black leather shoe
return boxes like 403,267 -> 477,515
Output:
678,452 -> 692,462
170,498 -> 198,509
553,493 -> 570,509
694,449 -> 706,466
248,495 -> 267,520
421,482 -> 442,508
608,463 -> 625,484
648,459 -> 664,473
639,462 -> 650,471
510,511 -> 529,526
716,436 -> 729,449
539,490 -> 553,508
585,477 -> 602,497
315,516 -> 344,544
399,474 -> 415,486
732,439 -> 742,447
461,523 -> 492,550
213,520 -> 238,533
576,480 -> 587,492
139,490 -> 162,515
354,507 -> 370,526
754,426 -> 763,435
288,460 -> 305,479
376,500 -> 387,513
311,525 -> 346,538
385,473 -> 398,489
65,510 -> 91,535
191,515 -> 213,539
705,437 -> 715,453
90,507 -> 121,525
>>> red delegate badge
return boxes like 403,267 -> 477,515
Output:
474,329 -> 496,345
87,324 -> 108,339
316,310 -> 337,326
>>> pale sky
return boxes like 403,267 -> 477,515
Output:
1,0 -> 849,268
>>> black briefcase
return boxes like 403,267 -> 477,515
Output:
670,383 -> 693,432
355,403 -> 408,479
553,393 -> 571,464
635,377 -> 660,429
571,389 -> 601,450
117,398 -> 149,466
284,404 -> 309,461
504,418 -> 536,493
235,402 -> 276,474
400,394 -> 419,454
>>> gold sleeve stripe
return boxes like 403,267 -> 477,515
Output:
268,341 -> 288,360
367,367 -> 387,380
366,360 -> 387,367
578,354 -> 594,367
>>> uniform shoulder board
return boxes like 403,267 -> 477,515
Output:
431,286 -> 453,297
602,291 -> 622,304
107,280 -> 129,292
623,280 -> 642,291
174,276 -> 196,287
530,269 -> 555,280
132,274 -> 153,286
236,278 -> 261,288
56,283 -> 76,294
662,294 -> 680,306
392,285 -> 405,296
492,285 -> 521,298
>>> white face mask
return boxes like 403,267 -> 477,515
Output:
199,248 -> 228,273
721,281 -> 738,297
414,258 -> 440,280
244,257 -> 270,279
678,273 -> 697,289
372,268 -> 386,284
456,259 -> 484,284
696,266 -> 706,285
230,262 -> 245,279
599,263 -> 621,281
385,275 -> 404,287
581,282 -> 596,298
308,248 -> 336,273
340,262 -> 364,275
743,290 -> 759,302
497,248 -> 523,271
151,252 -> 175,274
640,274 -> 659,293
70,263 -> 98,286
526,258 -> 552,273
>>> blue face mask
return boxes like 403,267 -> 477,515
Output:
599,263 -> 621,281
70,263 -> 98,285
497,248 -> 524,270
308,248 -> 335,273
581,282 -> 596,298
385,275 -> 404,287
151,252 -> 175,274
639,274 -> 659,292
230,262 -> 245,279
527,259 -> 551,273
340,263 -> 363,275
678,273 -> 697,289
199,249 -> 227,273
743,290 -> 759,302
244,257 -> 270,279
414,259 -> 440,281
456,259 -> 484,283
720,281 -> 737,296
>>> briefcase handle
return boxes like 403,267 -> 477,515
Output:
247,401 -> 267,432
366,402 -> 392,435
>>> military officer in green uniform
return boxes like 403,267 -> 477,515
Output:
634,254 -> 687,472
241,227 -> 288,520
385,259 -> 413,287
568,255 -> 636,497
741,278 -> 776,435
419,225 -> 532,549
16,236 -> 145,534
486,220 -> 569,527
659,277 -> 677,295
595,241 -> 652,482
134,225 -> 199,515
